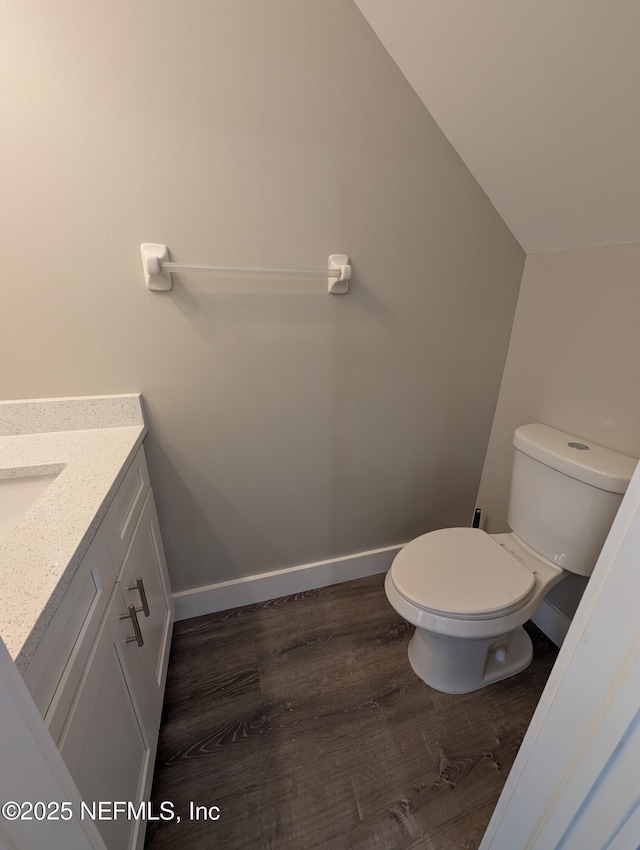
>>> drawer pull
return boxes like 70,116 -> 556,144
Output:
129,576 -> 150,617
120,605 -> 144,647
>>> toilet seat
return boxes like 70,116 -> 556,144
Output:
390,528 -> 536,620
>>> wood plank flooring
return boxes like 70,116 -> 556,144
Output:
144,574 -> 557,850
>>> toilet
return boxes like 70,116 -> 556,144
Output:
385,423 -> 637,694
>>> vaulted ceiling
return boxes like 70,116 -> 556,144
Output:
353,0 -> 640,254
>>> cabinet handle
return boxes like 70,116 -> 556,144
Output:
120,604 -> 144,647
128,576 -> 150,617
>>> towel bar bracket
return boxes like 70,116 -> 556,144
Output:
141,243 -> 172,291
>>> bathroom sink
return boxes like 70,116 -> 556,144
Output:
0,471 -> 60,540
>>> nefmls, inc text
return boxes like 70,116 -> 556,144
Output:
79,801 -> 221,822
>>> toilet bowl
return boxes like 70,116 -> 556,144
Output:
385,528 -> 564,693
385,424 -> 637,694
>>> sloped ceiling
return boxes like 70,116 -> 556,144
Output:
353,0 -> 640,254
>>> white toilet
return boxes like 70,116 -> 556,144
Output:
385,423 -> 637,694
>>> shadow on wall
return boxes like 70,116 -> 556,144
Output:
143,429 -> 288,595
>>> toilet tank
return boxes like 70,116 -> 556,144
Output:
507,424 -> 637,576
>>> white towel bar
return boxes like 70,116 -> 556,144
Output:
141,244 -> 351,294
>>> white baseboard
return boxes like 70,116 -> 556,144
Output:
173,543 -> 405,621
531,598 -> 572,648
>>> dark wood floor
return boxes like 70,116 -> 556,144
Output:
144,574 -> 557,850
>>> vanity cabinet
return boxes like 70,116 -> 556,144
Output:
21,444 -> 174,850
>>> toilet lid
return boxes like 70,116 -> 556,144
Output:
391,528 -> 536,620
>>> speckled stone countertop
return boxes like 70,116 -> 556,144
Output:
0,395 -> 146,670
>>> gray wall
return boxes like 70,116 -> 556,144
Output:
1,0 -> 524,592
477,242 -> 640,617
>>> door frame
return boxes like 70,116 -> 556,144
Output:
0,634 -> 106,850
480,456 -> 640,848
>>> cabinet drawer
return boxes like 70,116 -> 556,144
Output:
22,529 -> 116,721
104,445 -> 150,567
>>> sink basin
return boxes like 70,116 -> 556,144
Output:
0,471 -> 61,540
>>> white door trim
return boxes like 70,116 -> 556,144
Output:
481,457 -> 640,849
0,634 -> 107,850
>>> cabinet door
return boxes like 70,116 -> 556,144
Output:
26,529 -> 116,726
119,490 -> 174,726
58,587 -> 157,850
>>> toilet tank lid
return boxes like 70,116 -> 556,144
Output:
513,424 -> 637,494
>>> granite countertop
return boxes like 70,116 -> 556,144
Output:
0,395 -> 146,670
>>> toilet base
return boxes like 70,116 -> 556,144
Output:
407,624 -> 533,694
